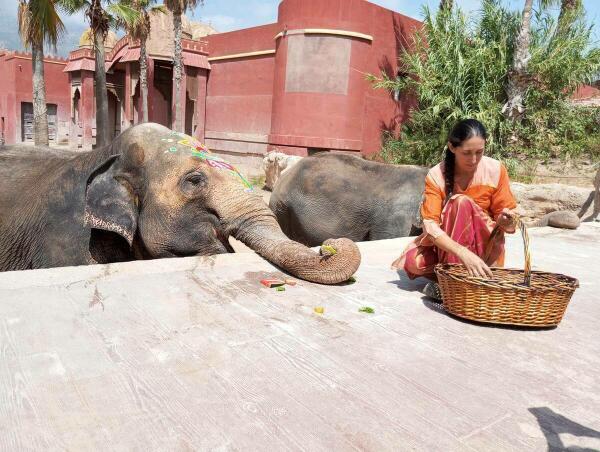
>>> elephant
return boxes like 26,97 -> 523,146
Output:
0,123 -> 360,284
269,153 -> 429,247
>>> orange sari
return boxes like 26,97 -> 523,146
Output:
398,157 -> 517,280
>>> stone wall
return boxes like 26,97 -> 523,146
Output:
511,182 -> 598,222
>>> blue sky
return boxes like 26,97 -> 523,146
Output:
0,0 -> 599,56
195,0 -> 600,38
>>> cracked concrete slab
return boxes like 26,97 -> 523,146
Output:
0,224 -> 599,450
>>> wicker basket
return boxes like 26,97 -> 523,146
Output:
434,220 -> 579,327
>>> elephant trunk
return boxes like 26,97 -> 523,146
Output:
213,189 -> 361,284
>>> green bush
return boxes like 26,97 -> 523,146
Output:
372,0 -> 600,168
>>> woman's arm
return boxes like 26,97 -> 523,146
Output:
433,233 -> 494,278
491,165 -> 518,233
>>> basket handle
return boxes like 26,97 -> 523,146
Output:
484,217 -> 531,286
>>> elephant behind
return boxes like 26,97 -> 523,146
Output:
269,153 -> 428,246
0,123 -> 360,284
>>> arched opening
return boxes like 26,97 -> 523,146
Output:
72,88 -> 80,125
185,91 -> 194,136
107,88 -> 122,140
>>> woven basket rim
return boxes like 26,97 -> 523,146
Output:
444,309 -> 564,328
434,263 -> 579,291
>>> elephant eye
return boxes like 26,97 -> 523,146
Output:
181,170 -> 207,195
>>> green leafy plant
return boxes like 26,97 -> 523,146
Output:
370,0 -> 600,167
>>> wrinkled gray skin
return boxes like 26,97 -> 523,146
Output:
269,153 -> 429,247
0,123 -> 360,284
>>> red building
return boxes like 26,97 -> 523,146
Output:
0,50 -> 71,146
1,0 -> 421,159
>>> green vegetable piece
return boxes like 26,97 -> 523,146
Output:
321,244 -> 338,255
347,276 -> 356,283
276,286 -> 286,292
358,306 -> 374,314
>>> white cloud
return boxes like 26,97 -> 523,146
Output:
202,14 -> 241,32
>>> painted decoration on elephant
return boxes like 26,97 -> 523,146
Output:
162,132 -> 253,191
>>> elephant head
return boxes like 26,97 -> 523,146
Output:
84,123 -> 360,284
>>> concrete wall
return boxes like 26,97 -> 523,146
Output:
0,51 -> 71,145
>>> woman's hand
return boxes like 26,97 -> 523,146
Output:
457,247 -> 494,279
497,208 -> 516,233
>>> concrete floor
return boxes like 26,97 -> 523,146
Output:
0,224 -> 599,451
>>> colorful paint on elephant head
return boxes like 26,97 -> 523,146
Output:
161,132 -> 253,192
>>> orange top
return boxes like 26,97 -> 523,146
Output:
421,156 -> 517,238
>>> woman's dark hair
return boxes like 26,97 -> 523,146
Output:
444,119 -> 488,201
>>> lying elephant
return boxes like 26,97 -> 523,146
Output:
0,123 -> 360,284
269,153 -> 428,246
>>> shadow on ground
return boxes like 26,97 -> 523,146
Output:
387,271 -> 426,292
529,407 -> 600,451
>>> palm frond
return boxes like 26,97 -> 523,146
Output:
56,0 -> 89,15
107,2 -> 140,29
18,0 -> 66,50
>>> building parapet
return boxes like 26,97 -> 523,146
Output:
2,50 -> 68,64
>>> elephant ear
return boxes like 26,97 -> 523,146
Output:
84,155 -> 138,246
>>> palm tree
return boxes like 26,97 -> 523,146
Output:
60,0 -> 137,147
502,0 -> 534,121
164,0 -> 203,132
18,0 -> 65,146
124,0 -> 165,123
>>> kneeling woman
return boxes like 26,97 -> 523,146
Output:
392,119 -> 517,300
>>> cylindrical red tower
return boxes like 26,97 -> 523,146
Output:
268,0 -> 376,155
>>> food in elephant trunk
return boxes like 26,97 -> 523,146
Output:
230,212 -> 361,285
208,185 -> 361,285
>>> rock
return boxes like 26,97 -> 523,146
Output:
262,151 -> 302,191
526,211 -> 581,229
511,182 -> 598,226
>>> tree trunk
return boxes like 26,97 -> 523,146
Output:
591,166 -> 600,221
31,40 -> 49,146
94,28 -> 110,147
172,10 -> 182,132
140,36 -> 149,123
502,0 -> 534,121
557,0 -> 582,35
439,0 -> 453,11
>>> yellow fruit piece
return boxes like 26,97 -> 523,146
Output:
320,245 -> 337,255
314,306 -> 325,314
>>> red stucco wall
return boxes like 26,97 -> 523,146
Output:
1,0 -> 421,156
204,23 -> 280,155
0,52 -> 70,145
203,0 -> 420,156
269,0 -> 420,155
572,84 -> 600,100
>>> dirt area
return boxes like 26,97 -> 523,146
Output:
512,158 -> 599,188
